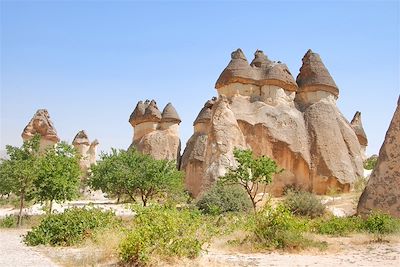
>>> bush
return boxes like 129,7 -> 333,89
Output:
363,155 -> 378,170
251,204 -> 314,250
24,208 -> 120,246
0,215 -> 17,228
196,184 -> 252,215
119,205 -> 209,266
283,189 -> 325,218
312,216 -> 363,236
362,211 -> 400,239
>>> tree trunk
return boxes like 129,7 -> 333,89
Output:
141,194 -> 147,207
49,200 -> 53,214
17,193 -> 24,227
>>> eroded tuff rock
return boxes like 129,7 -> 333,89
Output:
72,130 -> 99,175
357,97 -> 400,217
129,100 -> 181,163
351,111 -> 368,160
182,49 -> 365,197
21,109 -> 60,151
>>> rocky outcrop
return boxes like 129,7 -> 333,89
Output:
21,109 -> 60,151
72,130 -> 99,175
129,100 -> 181,163
357,97 -> 400,218
351,111 -> 368,160
182,49 -> 365,197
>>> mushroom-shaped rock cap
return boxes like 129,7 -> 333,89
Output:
215,48 -> 254,89
142,100 -> 162,123
296,49 -> 339,97
351,111 -> 368,146
215,49 -> 297,92
161,103 -> 181,124
90,139 -> 99,147
21,109 -> 60,143
129,101 -> 146,127
193,98 -> 216,125
72,130 -> 90,146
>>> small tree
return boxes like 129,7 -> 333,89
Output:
219,148 -> 282,211
0,135 -> 40,226
90,149 -> 183,206
34,142 -> 81,213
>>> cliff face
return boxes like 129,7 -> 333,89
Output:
182,49 -> 365,197
357,97 -> 400,218
129,100 -> 181,163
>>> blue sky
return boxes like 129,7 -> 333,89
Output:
1,0 -> 399,156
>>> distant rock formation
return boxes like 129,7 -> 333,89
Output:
182,49 -> 365,197
129,100 -> 181,163
72,130 -> 99,175
351,111 -> 368,160
21,109 -> 60,151
357,96 -> 400,218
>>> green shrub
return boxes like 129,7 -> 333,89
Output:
283,189 -> 325,218
313,216 -> 363,236
24,207 -> 120,246
251,204 -> 314,250
119,205 -> 209,266
196,184 -> 252,215
362,211 -> 400,239
0,215 -> 17,228
363,155 -> 378,170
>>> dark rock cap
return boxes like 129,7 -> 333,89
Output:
193,98 -> 216,125
296,49 -> 339,97
21,109 -> 60,143
215,49 -> 297,92
72,130 -> 90,146
142,100 -> 162,123
129,101 -> 146,127
161,103 -> 181,124
351,111 -> 368,146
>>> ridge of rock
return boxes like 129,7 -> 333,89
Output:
351,111 -> 368,146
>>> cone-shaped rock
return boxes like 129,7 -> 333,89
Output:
357,96 -> 400,217
250,49 -> 271,68
21,109 -> 60,143
193,98 -> 216,125
351,111 -> 368,146
296,49 -> 339,97
161,103 -> 181,123
129,101 -> 146,127
215,48 -> 254,89
72,130 -> 90,146
143,100 -> 162,123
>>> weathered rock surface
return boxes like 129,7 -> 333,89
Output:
72,130 -> 98,175
357,97 -> 400,217
21,109 -> 60,151
129,100 -> 181,163
351,111 -> 368,160
182,49 -> 365,197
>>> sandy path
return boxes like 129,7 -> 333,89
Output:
0,229 -> 58,267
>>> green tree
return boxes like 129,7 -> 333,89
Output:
219,148 -> 282,211
34,142 -> 81,213
0,135 -> 40,226
90,149 -> 183,206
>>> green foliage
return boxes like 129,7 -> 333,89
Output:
34,142 -> 81,213
220,148 -> 282,210
119,205 -> 207,266
362,211 -> 400,238
250,204 -> 313,250
24,208 -> 120,246
196,184 -> 252,215
283,189 -> 325,218
90,149 -> 184,206
0,135 -> 40,225
0,215 -> 17,228
353,176 -> 368,192
312,216 -> 363,236
363,155 -> 378,170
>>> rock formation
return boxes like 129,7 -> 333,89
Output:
357,96 -> 400,217
351,111 -> 368,160
129,100 -> 181,163
182,49 -> 365,197
72,130 -> 99,175
21,109 -> 60,151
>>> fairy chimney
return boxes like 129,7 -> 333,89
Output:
351,111 -> 368,160
21,109 -> 60,151
72,130 -> 98,174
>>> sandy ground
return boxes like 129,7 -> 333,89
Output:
0,229 -> 58,267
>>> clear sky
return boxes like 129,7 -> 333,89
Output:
1,0 -> 399,157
